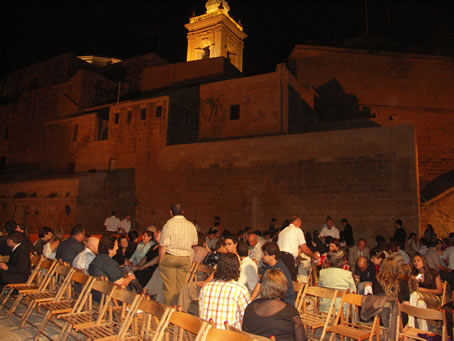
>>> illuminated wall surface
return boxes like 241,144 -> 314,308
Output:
0,4 -> 453,238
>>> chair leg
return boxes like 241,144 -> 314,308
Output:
6,293 -> 24,318
34,310 -> 51,341
0,286 -> 10,307
19,301 -> 36,328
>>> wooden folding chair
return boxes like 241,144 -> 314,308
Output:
0,254 -> 44,308
32,271 -> 95,341
298,285 -> 341,340
153,309 -> 211,341
19,261 -> 75,327
195,263 -> 214,282
328,292 -> 380,341
56,276 -> 116,341
440,280 -> 448,306
396,301 -> 448,341
76,287 -> 142,340
225,322 -> 276,341
186,261 -> 200,283
293,281 -> 305,311
196,326 -> 252,341
5,258 -> 58,318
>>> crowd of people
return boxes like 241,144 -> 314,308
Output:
0,208 -> 453,340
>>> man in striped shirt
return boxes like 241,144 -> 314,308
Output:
199,252 -> 250,329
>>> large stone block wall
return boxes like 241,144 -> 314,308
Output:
135,124 -> 419,243
420,190 -> 454,239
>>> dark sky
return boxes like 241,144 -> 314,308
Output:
1,1 -> 454,77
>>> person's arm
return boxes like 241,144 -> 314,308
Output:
250,283 -> 261,301
158,245 -> 166,263
114,273 -> 136,286
197,270 -> 215,287
0,262 -> 7,270
300,243 -> 319,260
418,275 -> 443,295
137,256 -> 159,270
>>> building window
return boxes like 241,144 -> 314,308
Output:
230,104 -> 240,120
0,157 -> 5,170
72,124 -> 78,142
5,125 -> 9,140
140,108 -> 147,120
127,110 -> 132,122
114,113 -> 120,124
156,106 -> 162,118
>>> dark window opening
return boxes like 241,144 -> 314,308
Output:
127,110 -> 132,122
0,157 -> 6,170
72,124 -> 78,142
114,113 -> 120,124
67,162 -> 75,173
156,106 -> 162,118
140,108 -> 147,120
202,46 -> 210,59
5,125 -> 9,140
230,104 -> 240,120
96,110 -> 109,140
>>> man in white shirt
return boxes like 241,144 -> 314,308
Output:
237,241 -> 259,294
277,216 -> 319,281
104,211 -> 121,233
119,215 -> 132,234
247,231 -> 264,267
319,216 -> 340,241
72,236 -> 99,274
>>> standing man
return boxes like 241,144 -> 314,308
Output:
277,216 -> 319,281
340,218 -> 354,247
392,219 -> 407,251
159,203 -> 198,305
119,215 -> 132,234
319,216 -> 340,241
104,211 -> 121,233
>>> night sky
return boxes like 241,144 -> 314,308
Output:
1,1 -> 454,78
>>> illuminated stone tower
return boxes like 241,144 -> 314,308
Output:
185,0 -> 247,72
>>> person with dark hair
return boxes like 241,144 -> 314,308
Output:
423,224 -> 437,245
203,238 -> 227,266
392,219 -> 407,251
370,249 -> 386,273
238,240 -> 259,294
15,224 -> 34,254
128,230 -> 154,265
425,239 -> 454,290
205,228 -> 219,251
0,232 -> 31,286
127,230 -> 139,255
88,235 -> 136,287
268,218 -> 277,234
104,210 -> 121,233
389,239 -> 410,264
251,242 -> 295,305
159,202 -> 198,305
0,220 -> 18,256
243,269 -> 307,341
407,232 -> 419,258
55,224 -> 85,264
340,218 -> 354,247
134,229 -> 161,287
277,216 -> 319,282
33,226 -> 53,255
199,253 -> 250,329
319,216 -> 340,241
113,235 -> 131,265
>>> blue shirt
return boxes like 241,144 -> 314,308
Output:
261,259 -> 295,306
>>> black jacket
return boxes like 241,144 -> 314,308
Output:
1,243 -> 31,284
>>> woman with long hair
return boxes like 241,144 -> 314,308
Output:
411,253 -> 442,306
373,255 -> 410,302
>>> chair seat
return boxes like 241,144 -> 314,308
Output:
39,299 -> 75,314
400,326 -> 438,341
58,311 -> 97,326
78,322 -> 120,339
26,290 -> 57,300
7,283 -> 38,290
328,325 -> 372,340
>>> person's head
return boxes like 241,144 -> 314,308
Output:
263,231 -> 270,240
237,240 -> 249,258
329,238 -> 340,252
341,218 -> 348,226
215,239 -> 227,253
118,235 -> 129,249
389,240 -> 400,253
327,250 -> 346,268
377,255 -> 403,297
71,224 -> 85,242
247,231 -> 259,247
261,269 -> 288,300
395,219 -> 403,228
419,237 -> 427,247
370,250 -> 385,266
358,238 -> 367,250
412,253 -> 430,273
38,226 -> 53,241
224,235 -> 238,253
124,215 -> 131,221
326,216 -> 334,228
15,224 -> 26,234
290,216 -> 302,228
213,253 -> 241,281
207,229 -> 217,240
169,203 -> 183,216
87,236 -> 100,254
142,230 -> 153,244
426,224 -> 434,232
98,235 -> 118,257
6,231 -> 23,248
261,242 -> 280,266
408,232 -> 416,241
4,220 -> 17,235
153,228 -> 162,243
128,230 -> 139,243
356,256 -> 369,272
112,211 -> 117,217
147,225 -> 157,235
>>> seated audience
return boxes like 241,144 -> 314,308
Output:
199,252 -> 250,329
0,232 -> 31,286
348,238 -> 370,269
127,230 -> 139,255
205,229 -> 219,251
113,235 -> 132,265
33,226 -> 53,256
410,254 -> 442,308
388,240 -> 409,265
373,254 -> 410,303
72,236 -> 99,274
407,232 -> 419,258
55,225 -> 85,264
354,256 -> 377,294
192,233 -> 209,263
425,239 -> 454,290
238,240 -> 259,294
248,230 -> 264,266
0,220 -> 18,256
43,237 -> 61,260
243,269 -> 307,341
202,239 -> 227,266
88,235 -> 136,287
370,249 -> 386,274
128,230 -> 153,265
418,237 -> 429,255
251,242 -> 296,306
134,229 -> 161,287
15,224 -> 34,254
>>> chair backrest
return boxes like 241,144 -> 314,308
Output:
340,293 -> 363,307
197,264 -> 214,275
441,280 -> 448,305
81,277 -> 116,313
71,270 -> 90,285
24,255 -> 45,285
36,259 -> 59,290
30,255 -> 42,267
135,301 -> 173,340
306,285 -> 339,299
225,323 -> 274,341
201,328 -> 252,341
155,310 -> 208,341
398,302 -> 446,321
138,297 -> 167,320
186,261 -> 200,282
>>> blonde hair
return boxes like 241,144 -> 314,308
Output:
261,269 -> 288,300
376,255 -> 403,297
